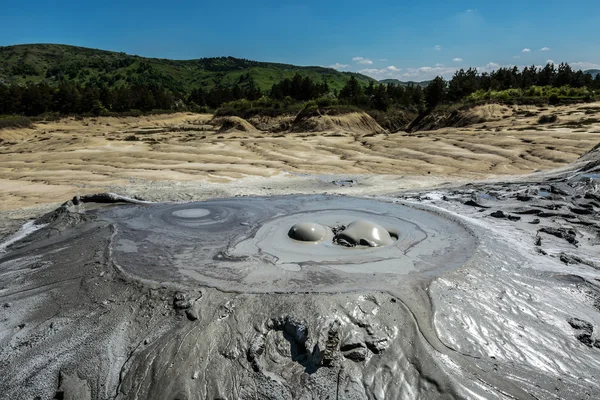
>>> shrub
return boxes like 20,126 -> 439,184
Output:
538,114 -> 558,124
0,115 -> 33,130
548,93 -> 560,105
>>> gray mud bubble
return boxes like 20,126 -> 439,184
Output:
91,195 -> 478,292
288,222 -> 327,242
334,219 -> 396,247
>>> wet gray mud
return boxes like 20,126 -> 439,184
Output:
1,149 -> 600,399
100,196 -> 476,293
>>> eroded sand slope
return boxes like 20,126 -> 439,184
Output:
1,103 -> 599,211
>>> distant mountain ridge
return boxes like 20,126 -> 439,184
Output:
379,78 -> 430,87
586,69 -> 600,78
0,44 -> 376,93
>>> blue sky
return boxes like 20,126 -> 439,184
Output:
1,0 -> 599,81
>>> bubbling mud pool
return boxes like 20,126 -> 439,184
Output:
96,195 -> 477,292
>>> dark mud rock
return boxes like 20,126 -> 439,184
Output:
490,211 -> 507,218
343,346 -> 367,362
340,331 -> 367,361
585,193 -> 600,202
332,179 -> 356,187
539,227 -> 578,244
185,308 -> 199,321
550,185 -> 570,196
530,219 -> 541,225
54,371 -> 91,400
320,320 -> 341,367
247,335 -> 266,372
365,337 -> 390,354
576,333 -> 594,347
568,318 -> 593,335
568,315 -> 599,348
516,195 -> 533,201
490,211 -> 521,221
559,253 -> 598,269
514,208 -> 542,215
465,200 -> 489,208
560,254 -> 579,265
173,292 -> 191,310
270,315 -> 309,346
534,236 -> 542,246
72,192 -> 147,205
570,207 -> 594,215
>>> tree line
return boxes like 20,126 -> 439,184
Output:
1,62 -> 598,117
424,63 -> 600,108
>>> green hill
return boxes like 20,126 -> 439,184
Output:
0,44 -> 375,93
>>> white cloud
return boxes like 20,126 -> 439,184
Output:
483,62 -> 500,70
358,65 -> 402,79
379,58 -> 388,62
546,59 -> 554,64
569,61 -> 600,70
466,9 -> 474,12
360,61 -> 559,82
513,55 -> 520,59
434,45 -> 442,51
453,58 -> 463,62
540,47 -> 550,51
435,63 -> 444,67
326,63 -> 349,70
352,56 -> 373,65
522,48 -> 531,53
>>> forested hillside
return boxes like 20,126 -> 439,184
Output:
0,44 -> 599,124
0,44 -> 373,92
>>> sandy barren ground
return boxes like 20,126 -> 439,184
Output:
1,103 -> 599,215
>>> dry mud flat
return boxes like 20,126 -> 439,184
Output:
1,146 -> 600,399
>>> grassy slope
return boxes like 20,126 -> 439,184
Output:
0,44 -> 375,92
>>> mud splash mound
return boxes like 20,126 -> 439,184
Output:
291,111 -> 386,135
213,116 -> 257,133
100,195 -> 476,292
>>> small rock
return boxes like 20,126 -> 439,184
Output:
568,318 -> 593,335
3,302 -> 11,308
365,337 -> 389,354
343,347 -> 367,362
534,236 -> 542,246
465,200 -> 489,208
185,309 -> 199,321
18,323 -> 25,329
576,333 -> 594,347
490,211 -> 507,219
529,219 -> 540,225
516,195 -> 533,201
